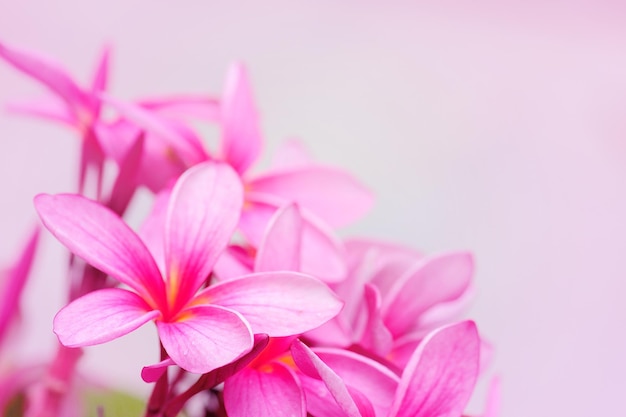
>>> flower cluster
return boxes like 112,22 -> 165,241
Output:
0,41 -> 499,417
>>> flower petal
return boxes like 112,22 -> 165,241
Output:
106,132 -> 143,216
389,321 -> 480,417
310,347 -> 400,417
0,41 -> 86,111
139,95 -> 220,121
141,358 -> 175,383
197,272 -> 342,336
5,97 -> 74,125
88,45 -> 110,115
291,340 -> 367,417
224,363 -> 306,417
0,228 -> 39,343
53,288 -> 158,347
358,284 -> 393,357
165,162 -> 244,308
248,165 -> 374,228
255,203 -> 302,273
270,139 -> 314,170
157,305 -> 253,374
34,193 -> 165,304
220,63 -> 262,174
382,252 -> 474,337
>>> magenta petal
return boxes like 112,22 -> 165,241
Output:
382,252 -> 474,337
157,305 -> 253,374
0,42 -> 86,110
291,340 -> 365,417
224,364 -> 305,417
389,321 -> 480,417
220,63 -> 262,174
248,165 -> 374,228
106,133 -> 143,216
255,203 -> 302,273
53,288 -> 158,347
141,358 -> 175,383
165,162 -> 244,306
34,193 -> 165,304
198,272 -> 342,336
0,228 -> 39,343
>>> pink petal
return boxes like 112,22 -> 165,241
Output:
223,363 -> 305,417
53,288 -> 158,347
382,252 -> 474,337
389,321 -> 480,417
5,97 -> 75,125
299,213 -> 347,283
220,63 -> 262,174
197,272 -> 342,336
0,228 -> 39,343
481,376 -> 501,417
106,132 -> 143,216
139,186 -> 172,275
157,305 -> 253,374
213,245 -> 255,281
255,203 -> 302,273
248,165 -> 374,228
291,340 -> 367,417
165,162 -> 244,309
311,347 -> 400,417
141,358 -> 175,383
102,94 -> 209,163
358,284 -> 393,357
0,41 -> 87,111
139,95 -> 220,121
88,45 -> 111,115
34,193 -> 166,305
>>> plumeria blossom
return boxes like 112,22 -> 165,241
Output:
35,161 -> 342,374
292,321 -> 480,417
0,41 -> 109,195
306,239 -> 474,370
101,64 -> 374,243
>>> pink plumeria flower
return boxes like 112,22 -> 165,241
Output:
306,239 -> 474,369
35,161 -> 342,374
0,41 -> 109,195
102,64 -> 373,236
292,321 -> 480,417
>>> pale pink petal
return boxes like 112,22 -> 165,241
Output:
78,127 -> 105,199
165,162 -> 244,308
311,347 -> 400,417
53,288 -> 158,347
5,97 -> 75,125
255,203 -> 302,273
88,45 -> 111,115
299,213 -> 347,283
239,196 -> 280,246
270,139 -> 314,170
291,340 -> 367,417
34,193 -> 165,305
389,321 -> 480,417
0,42 -> 86,111
141,358 -> 175,383
0,228 -> 39,343
196,272 -> 342,336
248,165 -> 374,228
102,94 -> 209,163
382,252 -> 474,337
358,284 -> 393,357
139,95 -> 220,121
157,305 -> 253,374
220,63 -> 262,174
224,363 -> 305,417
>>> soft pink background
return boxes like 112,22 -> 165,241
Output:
1,2 -> 625,416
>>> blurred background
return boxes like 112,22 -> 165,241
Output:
1,1 -> 625,416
